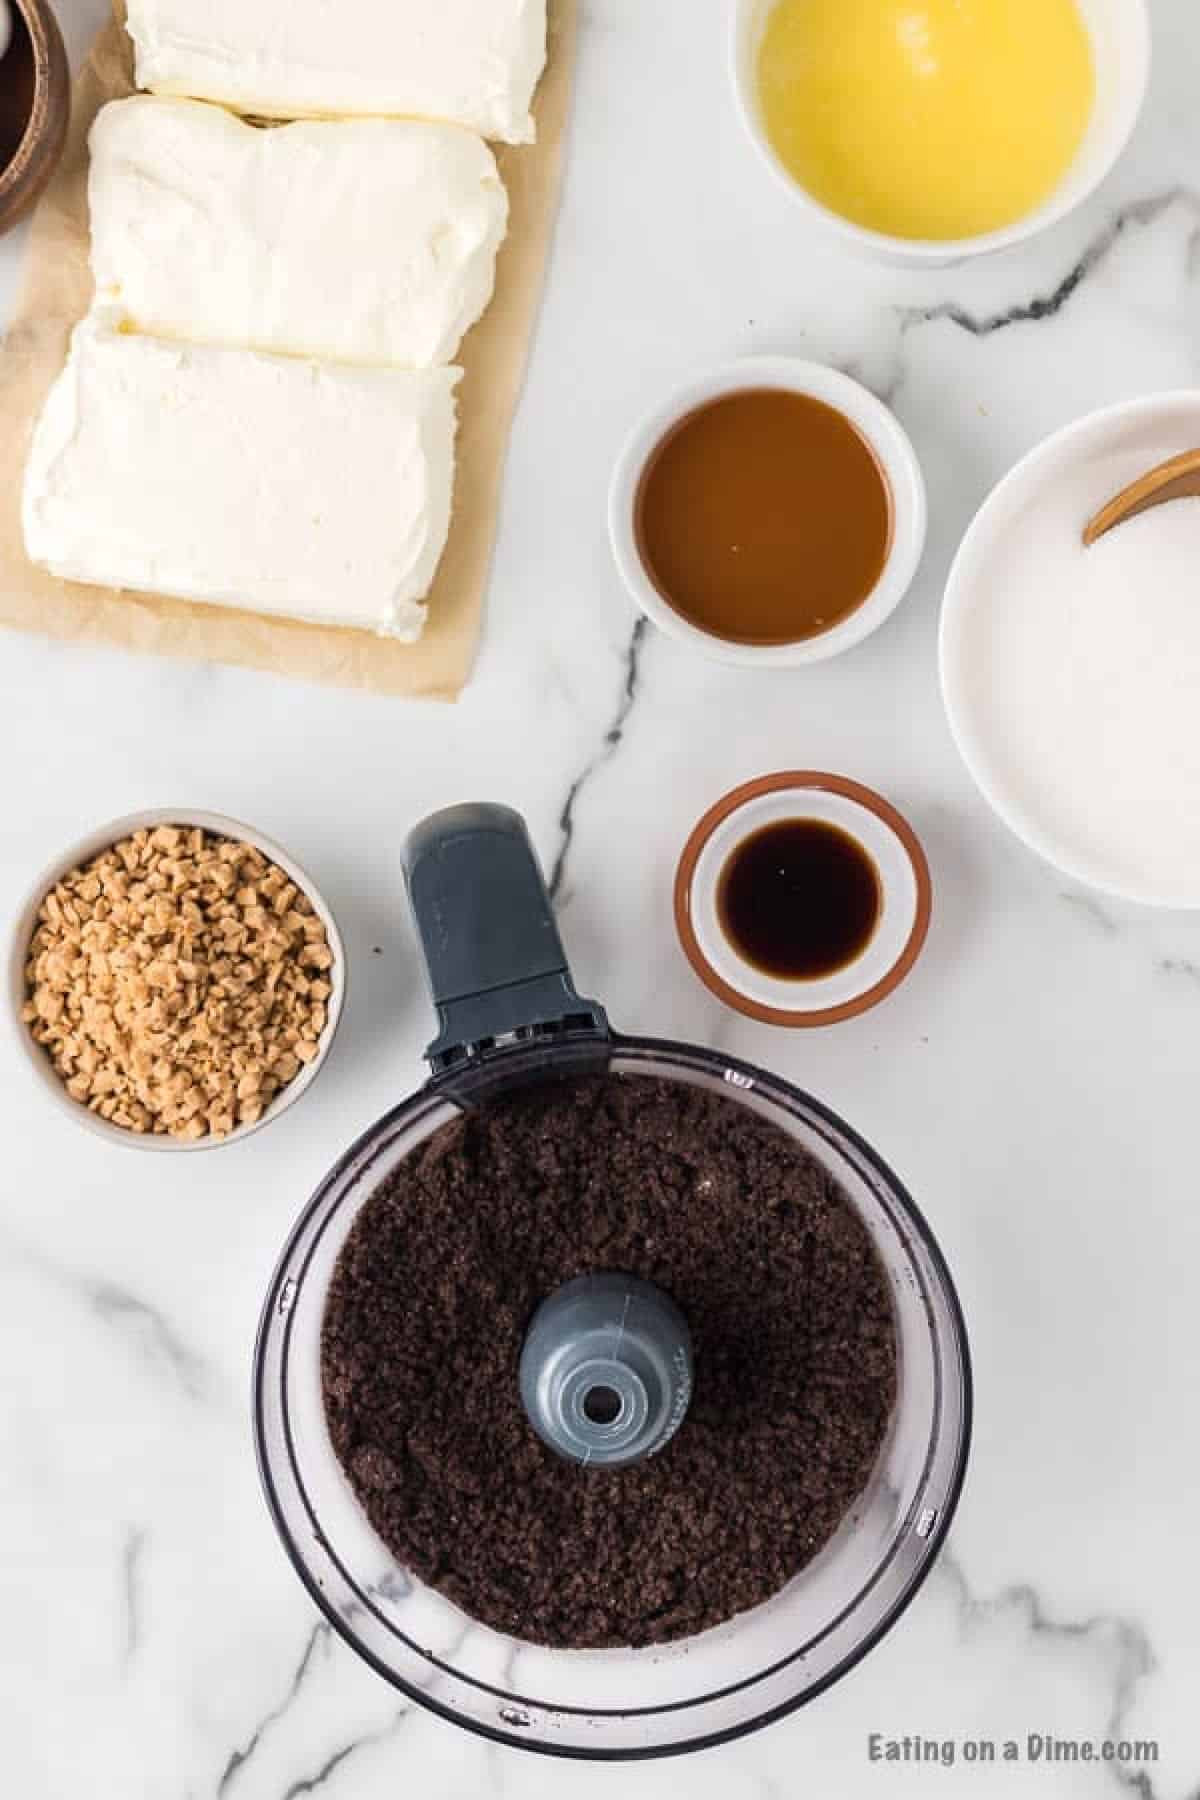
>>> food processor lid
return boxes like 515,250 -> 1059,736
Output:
403,803 -> 609,1073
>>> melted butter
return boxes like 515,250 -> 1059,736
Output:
757,0 -> 1095,241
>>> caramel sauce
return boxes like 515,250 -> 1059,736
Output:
717,819 -> 881,980
635,388 -> 893,646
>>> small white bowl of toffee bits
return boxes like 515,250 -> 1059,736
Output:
9,811 -> 345,1150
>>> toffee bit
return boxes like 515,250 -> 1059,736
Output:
23,825 -> 333,1140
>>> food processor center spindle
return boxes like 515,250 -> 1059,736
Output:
519,1273 -> 694,1468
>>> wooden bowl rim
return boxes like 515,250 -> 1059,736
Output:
0,0 -> 70,215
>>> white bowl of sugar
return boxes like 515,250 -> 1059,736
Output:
941,393 -> 1200,909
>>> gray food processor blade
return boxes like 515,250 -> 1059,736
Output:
519,1272 -> 693,1467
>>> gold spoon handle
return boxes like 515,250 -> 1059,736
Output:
1083,447 -> 1200,546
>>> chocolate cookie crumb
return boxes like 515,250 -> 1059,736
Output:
321,1075 -> 896,1649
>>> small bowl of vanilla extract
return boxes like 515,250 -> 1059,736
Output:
609,357 -> 927,667
674,772 -> 931,1027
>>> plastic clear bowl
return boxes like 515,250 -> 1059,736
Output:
254,1035 -> 971,1759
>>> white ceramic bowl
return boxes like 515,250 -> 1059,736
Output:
731,0 -> 1150,268
8,809 -> 347,1151
940,391 -> 1200,909
609,358 -> 927,667
674,773 -> 932,1026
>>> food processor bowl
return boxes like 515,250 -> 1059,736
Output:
254,806 -> 971,1759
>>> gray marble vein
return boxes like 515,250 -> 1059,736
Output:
1186,221 -> 1200,282
214,1608 -> 475,1798
898,190 -> 1198,339
942,1552 -> 1163,1797
85,1278 -> 213,1401
1159,958 -> 1200,986
548,617 -> 648,906
216,1622 -> 331,1797
494,1634 -> 522,1700
120,1526 -> 147,1665
1,1233 -> 217,1403
483,1739 -> 508,1798
277,1712 -> 409,1800
1060,892 -> 1121,936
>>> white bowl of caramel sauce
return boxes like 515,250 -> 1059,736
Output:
608,358 -> 926,668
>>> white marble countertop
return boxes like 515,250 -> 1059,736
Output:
4,1 -> 1200,1793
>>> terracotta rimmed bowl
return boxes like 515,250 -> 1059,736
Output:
7,809 -> 347,1152
0,0 -> 70,235
674,773 -> 932,1028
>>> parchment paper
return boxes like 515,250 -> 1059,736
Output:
0,0 -> 575,700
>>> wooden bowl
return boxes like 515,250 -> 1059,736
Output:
0,0 -> 69,235
674,772 -> 933,1028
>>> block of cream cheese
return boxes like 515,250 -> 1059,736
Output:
23,320 -> 460,642
89,99 -> 509,368
124,0 -> 547,144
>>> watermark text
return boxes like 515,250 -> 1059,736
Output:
867,1733 -> 1159,1769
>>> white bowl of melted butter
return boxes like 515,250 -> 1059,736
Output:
732,0 -> 1150,267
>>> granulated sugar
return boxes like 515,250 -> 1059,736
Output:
946,465 -> 1200,904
